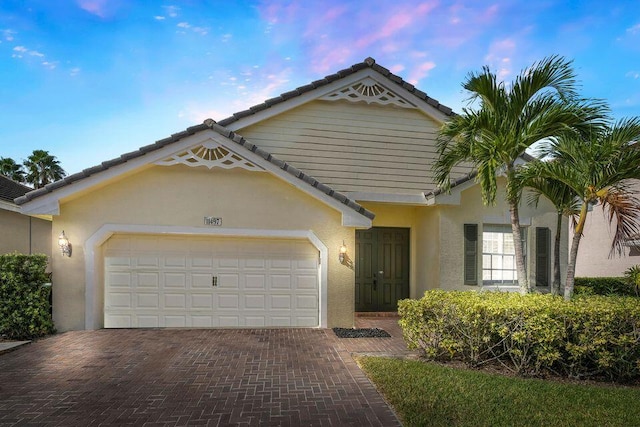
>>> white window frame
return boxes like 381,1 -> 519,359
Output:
482,225 -> 527,286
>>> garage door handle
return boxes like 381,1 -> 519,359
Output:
212,276 -> 218,287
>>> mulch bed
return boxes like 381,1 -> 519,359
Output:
332,328 -> 391,338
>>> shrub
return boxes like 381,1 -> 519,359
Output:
0,253 -> 55,340
399,290 -> 640,381
623,265 -> 640,296
573,277 -> 635,297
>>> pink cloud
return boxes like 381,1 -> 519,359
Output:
77,0 -> 126,18
355,1 -> 438,49
407,61 -> 436,84
77,0 -> 110,17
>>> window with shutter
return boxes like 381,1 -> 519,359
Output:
464,224 -> 478,285
536,227 -> 551,287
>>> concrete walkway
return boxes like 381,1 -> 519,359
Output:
0,318 -> 414,426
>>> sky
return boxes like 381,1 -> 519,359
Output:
1,0 -> 639,175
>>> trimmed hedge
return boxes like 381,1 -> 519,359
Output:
574,277 -> 636,297
399,290 -> 640,381
0,253 -> 55,340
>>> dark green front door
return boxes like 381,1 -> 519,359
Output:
355,227 -> 410,312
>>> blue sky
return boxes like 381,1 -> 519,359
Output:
1,0 -> 639,175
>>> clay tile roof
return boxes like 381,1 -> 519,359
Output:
217,57 -> 455,127
0,175 -> 32,204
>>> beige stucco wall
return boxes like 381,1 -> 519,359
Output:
0,209 -> 51,257
572,179 -> 640,277
360,179 -> 566,300
52,164 -> 356,331
437,179 -> 566,291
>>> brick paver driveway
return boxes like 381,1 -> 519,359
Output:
0,319 -> 411,426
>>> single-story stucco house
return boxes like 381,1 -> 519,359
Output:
16,57 -> 564,332
573,179 -> 640,277
0,174 -> 51,257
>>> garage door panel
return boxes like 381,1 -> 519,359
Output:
245,274 -> 266,289
271,275 -> 292,289
137,272 -> 160,288
219,274 -> 239,289
106,315 -> 132,328
108,292 -> 132,308
271,295 -> 292,309
191,294 -> 213,309
218,294 -> 239,309
191,316 -> 213,327
106,257 -> 131,268
244,294 -> 266,309
191,257 -> 213,268
164,293 -> 186,309
164,316 -> 187,327
104,235 -> 319,328
137,293 -> 159,308
271,259 -> 292,269
245,316 -> 266,327
164,256 -> 186,268
165,273 -> 186,288
219,316 -> 239,327
137,315 -> 159,328
108,272 -> 132,287
270,317 -> 292,327
296,275 -> 317,290
245,258 -> 266,269
296,295 -> 318,309
219,258 -> 239,268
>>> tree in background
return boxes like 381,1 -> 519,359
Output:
23,150 -> 66,189
0,157 -> 26,183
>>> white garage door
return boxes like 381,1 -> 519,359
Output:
104,235 -> 319,328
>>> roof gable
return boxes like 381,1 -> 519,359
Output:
220,57 -> 454,132
17,120 -> 374,227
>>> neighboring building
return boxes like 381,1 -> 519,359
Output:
0,174 -> 51,257
16,57 -> 563,332
573,180 -> 640,277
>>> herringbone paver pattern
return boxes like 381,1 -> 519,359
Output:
0,323 -> 407,426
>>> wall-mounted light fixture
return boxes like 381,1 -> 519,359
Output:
339,241 -> 347,263
58,231 -> 72,257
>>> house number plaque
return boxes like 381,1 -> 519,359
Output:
204,217 -> 222,226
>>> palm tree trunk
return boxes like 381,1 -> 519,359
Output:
552,211 -> 562,296
565,202 -> 588,300
510,202 -> 530,294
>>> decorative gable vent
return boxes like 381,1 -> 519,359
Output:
155,140 -> 262,171
320,77 -> 416,109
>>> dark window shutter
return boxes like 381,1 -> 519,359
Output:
464,224 -> 478,285
536,227 -> 551,287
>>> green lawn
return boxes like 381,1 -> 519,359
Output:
357,356 -> 640,427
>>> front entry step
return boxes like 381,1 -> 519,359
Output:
355,312 -> 399,317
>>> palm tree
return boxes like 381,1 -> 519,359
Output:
434,55 -> 606,294
523,118 -> 640,299
0,157 -> 26,183
520,175 -> 580,295
23,150 -> 66,189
